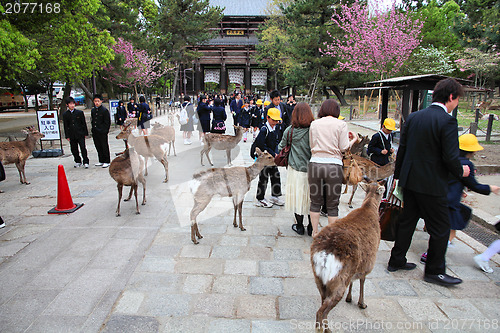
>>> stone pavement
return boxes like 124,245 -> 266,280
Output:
0,114 -> 499,333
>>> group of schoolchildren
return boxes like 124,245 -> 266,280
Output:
114,96 -> 152,135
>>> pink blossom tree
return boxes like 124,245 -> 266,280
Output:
104,37 -> 170,98
322,0 -> 423,79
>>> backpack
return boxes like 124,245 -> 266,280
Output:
179,103 -> 189,125
250,126 -> 268,159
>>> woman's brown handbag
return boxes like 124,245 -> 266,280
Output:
378,189 -> 402,241
275,127 -> 293,167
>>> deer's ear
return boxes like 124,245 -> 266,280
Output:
359,181 -> 369,193
255,147 -> 262,155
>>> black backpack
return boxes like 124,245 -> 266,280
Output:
250,126 -> 268,159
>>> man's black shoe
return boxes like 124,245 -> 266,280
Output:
424,273 -> 462,286
387,262 -> 417,272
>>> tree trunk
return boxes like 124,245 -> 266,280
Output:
77,79 -> 94,108
172,64 -> 179,102
34,94 -> 39,111
274,71 -> 278,90
330,85 -> 348,106
59,81 -> 72,118
47,81 -> 54,110
19,84 -> 29,112
322,86 -> 330,99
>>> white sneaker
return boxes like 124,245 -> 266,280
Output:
84,164 -> 89,169
186,139 -> 192,145
474,255 -> 493,273
0,222 -> 5,229
74,163 -> 82,168
101,163 -> 110,168
269,196 -> 285,206
255,198 -> 273,208
95,162 -> 103,166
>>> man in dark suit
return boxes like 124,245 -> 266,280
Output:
387,78 -> 470,286
63,97 -> 89,168
91,94 -> 111,168
264,90 -> 289,141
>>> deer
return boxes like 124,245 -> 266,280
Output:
189,147 -> 275,244
342,154 -> 395,208
200,126 -> 244,166
116,124 -> 169,183
350,134 -> 370,157
0,126 -> 45,185
151,122 -> 176,156
108,147 -> 146,216
311,181 -> 385,333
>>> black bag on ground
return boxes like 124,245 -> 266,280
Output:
0,161 -> 5,182
378,192 -> 402,241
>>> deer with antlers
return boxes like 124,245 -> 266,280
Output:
0,126 -> 45,185
189,147 -> 275,244
116,124 -> 169,183
200,126 -> 244,166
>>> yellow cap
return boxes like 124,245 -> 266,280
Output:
338,115 -> 345,120
264,101 -> 271,106
383,118 -> 396,131
256,99 -> 263,105
267,108 -> 282,121
459,134 -> 483,152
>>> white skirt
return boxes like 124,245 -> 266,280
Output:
285,167 -> 310,216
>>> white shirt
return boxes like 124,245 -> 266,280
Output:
432,102 -> 450,115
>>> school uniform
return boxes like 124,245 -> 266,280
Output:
367,131 -> 393,166
255,122 -> 282,200
91,105 -> 111,164
63,108 -> 89,165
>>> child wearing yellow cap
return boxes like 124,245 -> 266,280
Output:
421,134 -> 499,268
367,118 -> 396,166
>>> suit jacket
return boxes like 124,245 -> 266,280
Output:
197,102 -> 212,121
230,99 -> 243,116
63,109 -> 88,139
367,131 -> 392,166
394,104 -> 463,197
90,105 -> 111,135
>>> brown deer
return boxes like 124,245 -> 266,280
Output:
342,154 -> 395,208
0,126 -> 45,185
189,147 -> 275,244
108,147 -> 146,216
200,126 -> 244,166
350,134 -> 370,156
311,181 -> 385,333
116,124 -> 169,182
151,122 -> 176,156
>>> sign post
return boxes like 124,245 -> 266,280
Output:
109,99 -> 119,125
35,110 -> 64,156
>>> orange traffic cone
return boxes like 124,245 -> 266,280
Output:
48,165 -> 84,214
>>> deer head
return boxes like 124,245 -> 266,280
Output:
116,124 -> 132,140
254,147 -> 275,167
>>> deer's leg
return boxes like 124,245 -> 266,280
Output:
200,148 -> 205,166
124,186 -> 133,201
160,152 -> 169,182
226,149 -> 232,166
116,184 -> 123,217
144,156 -> 149,176
172,140 -> 176,156
139,175 -> 146,205
348,184 -> 357,208
233,202 -> 238,228
358,277 -> 367,309
16,161 -> 27,184
238,201 -> 245,231
343,183 -> 348,194
205,146 -> 213,166
316,294 -> 342,333
346,281 -> 353,303
134,184 -> 140,214
190,196 -> 211,244
168,142 -> 171,156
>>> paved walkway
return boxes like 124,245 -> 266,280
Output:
0,114 -> 499,332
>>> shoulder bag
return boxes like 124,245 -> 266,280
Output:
274,127 -> 293,167
378,184 -> 403,241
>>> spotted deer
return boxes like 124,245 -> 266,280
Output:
200,126 -> 244,166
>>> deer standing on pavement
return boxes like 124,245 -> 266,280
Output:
0,126 -> 45,185
116,124 -> 170,182
200,126 -> 244,166
189,147 -> 275,244
151,122 -> 176,156
343,154 -> 395,208
109,147 -> 146,216
311,181 -> 385,333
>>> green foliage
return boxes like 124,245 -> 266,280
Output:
0,5 -> 39,80
415,0 -> 463,50
403,45 -> 456,75
154,0 -> 223,64
454,0 -> 500,51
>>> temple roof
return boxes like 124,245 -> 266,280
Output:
209,0 -> 270,16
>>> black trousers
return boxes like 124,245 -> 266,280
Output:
388,188 -> 450,275
92,132 -> 110,164
256,166 -> 282,200
69,137 -> 89,164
